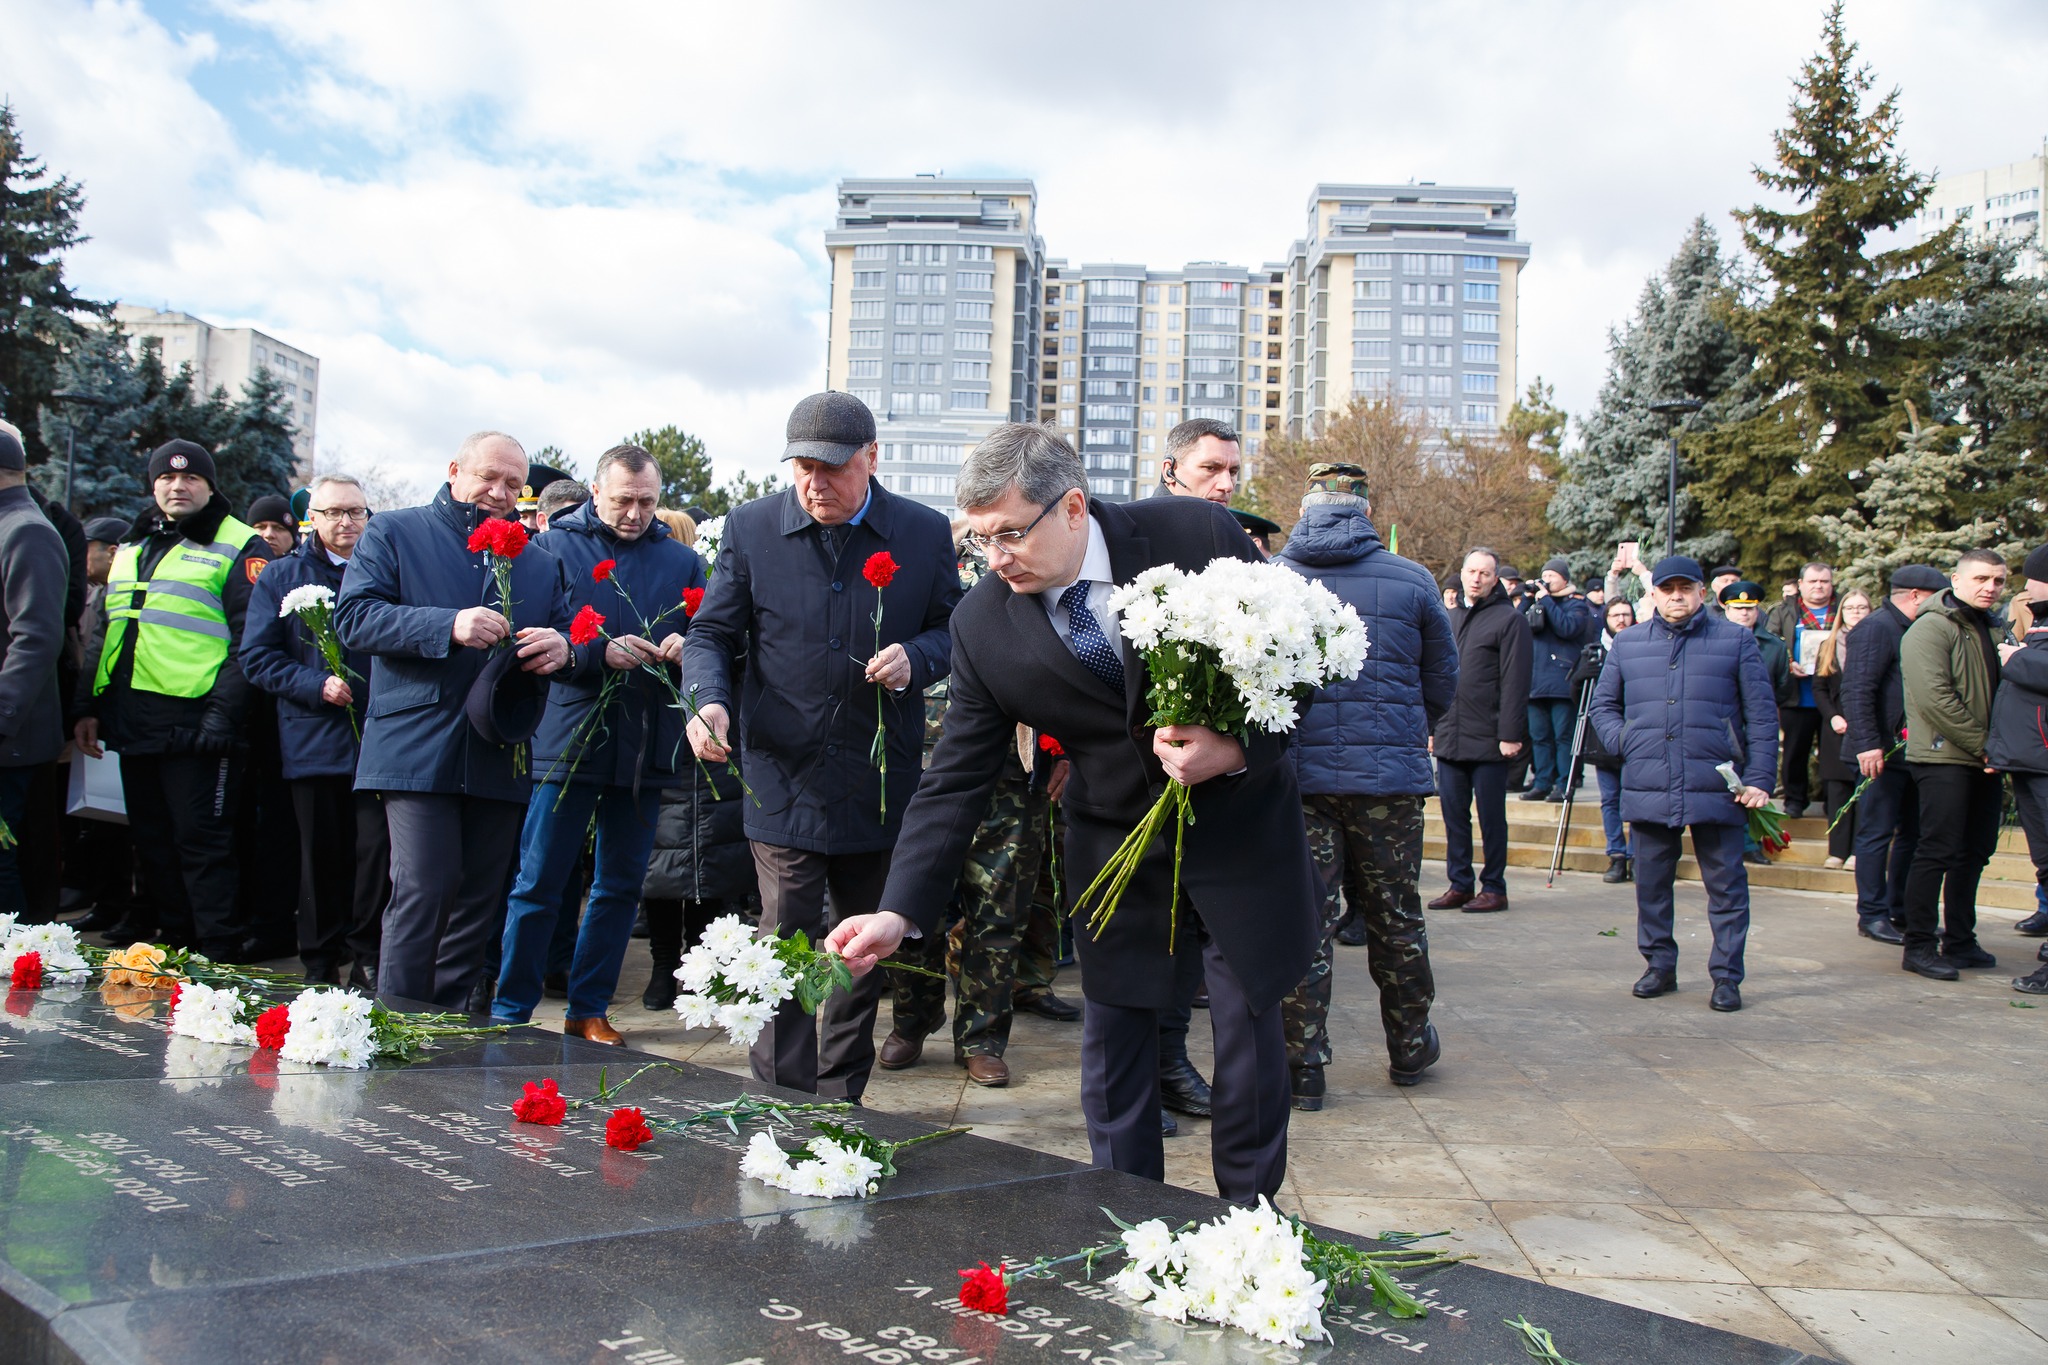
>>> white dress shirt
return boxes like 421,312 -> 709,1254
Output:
1041,515 -> 1119,654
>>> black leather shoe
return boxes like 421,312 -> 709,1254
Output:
1290,1065 -> 1325,1111
2014,911 -> 2048,937
302,961 -> 340,986
238,934 -> 297,965
1014,990 -> 1081,1022
1632,968 -> 1678,998
98,915 -> 156,947
1785,803 -> 1808,820
1335,913 -> 1366,947
1710,981 -> 1742,1012
2038,941 -> 2048,962
1602,856 -> 1629,884
1743,850 -> 1770,867
642,956 -> 679,1011
346,961 -> 378,994
1389,1023 -> 1440,1087
1160,1111 -> 1178,1138
1902,949 -> 1959,981
466,978 -> 495,1015
1518,788 -> 1552,802
1858,917 -> 1905,945
2014,966 -> 2048,995
1159,1059 -> 1213,1117
1943,944 -> 1998,970
70,903 -> 125,934
1546,790 -> 1566,804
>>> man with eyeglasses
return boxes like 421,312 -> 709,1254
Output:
828,422 -> 1318,1205
684,392 -> 960,1103
242,474 -> 389,988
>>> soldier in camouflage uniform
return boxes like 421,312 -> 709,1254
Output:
1274,461 -> 1459,1108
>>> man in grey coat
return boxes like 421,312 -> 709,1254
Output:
0,422 -> 71,919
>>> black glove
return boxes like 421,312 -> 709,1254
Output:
175,721 -> 238,756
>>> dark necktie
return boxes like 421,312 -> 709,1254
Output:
1059,582 -> 1126,696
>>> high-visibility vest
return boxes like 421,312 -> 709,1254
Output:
94,516 -> 258,699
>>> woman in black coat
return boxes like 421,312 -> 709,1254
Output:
1812,590 -> 1872,865
638,755 -> 757,1007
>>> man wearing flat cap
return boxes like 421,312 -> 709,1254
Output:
1590,556 -> 1778,1013
73,438 -> 275,959
684,391 -> 961,1102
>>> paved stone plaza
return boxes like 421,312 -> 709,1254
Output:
608,865 -> 2048,1365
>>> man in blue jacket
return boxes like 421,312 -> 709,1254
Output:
1277,463 -> 1457,1109
242,473 -> 387,989
684,393 -> 961,1101
1519,557 -> 1594,803
1590,557 -> 1778,1013
494,445 -> 706,1043
336,432 -> 573,1010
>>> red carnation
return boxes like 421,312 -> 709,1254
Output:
682,587 -> 706,618
467,523 -> 495,555
569,605 -> 606,647
512,1078 -> 568,1125
958,1262 -> 1008,1314
10,951 -> 43,991
1038,734 -> 1064,757
495,520 -> 529,557
169,982 -> 183,1012
254,1002 -> 291,1050
592,558 -> 617,583
605,1105 -> 654,1151
863,551 -> 898,590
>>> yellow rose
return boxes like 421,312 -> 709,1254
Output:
103,943 -> 178,990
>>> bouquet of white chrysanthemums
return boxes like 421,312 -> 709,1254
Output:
277,583 -> 360,739
739,1116 -> 964,1200
0,918 -> 92,983
672,915 -> 852,1048
1107,1200 -> 1330,1349
1076,559 -> 1368,938
168,981 -> 261,1047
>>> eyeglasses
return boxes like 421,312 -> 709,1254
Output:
961,497 -> 1065,556
311,507 -> 370,522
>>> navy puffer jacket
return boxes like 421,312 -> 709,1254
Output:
1278,506 -> 1457,798
1588,605 -> 1778,827
1524,592 -> 1595,700
529,500 -> 706,789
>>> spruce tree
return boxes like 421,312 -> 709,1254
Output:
1690,1 -> 1963,578
1811,402 -> 2020,585
1547,217 -> 1752,580
0,102 -> 110,462
212,365 -> 299,514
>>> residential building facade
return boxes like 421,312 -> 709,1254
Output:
110,304 -> 321,467
1913,140 -> 2046,272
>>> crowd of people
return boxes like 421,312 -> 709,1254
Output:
1,391 -> 2044,1210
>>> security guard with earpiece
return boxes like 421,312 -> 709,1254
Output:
74,439 -> 275,960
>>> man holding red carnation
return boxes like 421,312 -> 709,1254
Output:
684,392 -> 960,1102
336,431 -> 572,1010
493,444 -> 706,1044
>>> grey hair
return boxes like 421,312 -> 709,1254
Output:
309,472 -> 365,507
1463,545 -> 1499,569
537,481 -> 590,520
592,442 -> 656,486
1166,416 -> 1239,458
1301,490 -> 1368,511
455,430 -> 527,466
956,423 -> 1085,511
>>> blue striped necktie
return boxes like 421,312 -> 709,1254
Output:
1059,582 -> 1126,696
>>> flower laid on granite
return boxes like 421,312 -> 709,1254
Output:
278,988 -> 378,1068
1078,560 -> 1368,942
254,1003 -> 291,1050
513,1078 -> 568,1125
0,920 -> 91,984
1505,1315 -> 1582,1364
958,1263 -> 1008,1314
671,914 -> 938,1048
10,951 -> 42,989
604,1106 -> 654,1151
168,981 -> 260,1047
739,1118 -> 964,1200
677,1091 -> 855,1135
102,942 -> 179,989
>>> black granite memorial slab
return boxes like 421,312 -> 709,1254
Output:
44,1167 -> 1831,1365
0,985 -> 623,1087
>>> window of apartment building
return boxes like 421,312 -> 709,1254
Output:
1431,284 -> 1455,304
1429,254 -> 1454,275
1359,253 -> 1392,272
1090,304 -> 1138,325
1401,343 -> 1425,365
1189,282 -> 1237,300
951,391 -> 989,411
1089,355 -> 1135,373
920,362 -> 943,384
1188,308 -> 1236,326
1427,404 -> 1453,426
1060,360 -> 1077,378
1247,338 -> 1263,357
1187,357 -> 1232,375
1428,315 -> 1453,337
854,271 -> 885,289
955,331 -> 990,352
1355,309 -> 1391,330
1464,402 -> 1497,424
1084,404 -> 1135,422
1463,341 -> 1498,363
1430,344 -> 1453,366
1398,374 -> 1425,397
1168,313 -> 1182,330
1059,384 -> 1077,402
1165,386 -> 1181,402
851,387 -> 880,408
1143,362 -> 1158,379
1400,314 -> 1425,337
1246,365 -> 1261,382
956,301 -> 991,321
1144,285 -> 1161,303
1353,340 -> 1390,360
1092,331 -> 1138,349
1462,372 -> 1498,393
851,299 -> 884,319
1354,279 -> 1391,300
921,332 -> 943,355
1264,391 -> 1280,409
1167,338 -> 1183,355
1046,285 -> 1061,303
1426,375 -> 1451,398
1084,379 -> 1130,397
1464,281 -> 1499,302
1063,309 -> 1078,328
1140,435 -> 1156,454
854,244 -> 887,260
1141,386 -> 1156,402
1144,311 -> 1160,330
1143,338 -> 1158,354
1465,255 -> 1498,272
1062,336 -> 1077,353
850,359 -> 881,379
923,273 -> 947,294
956,271 -> 994,291
1168,285 -> 1184,304
1402,283 -> 1426,305
898,245 -> 919,262
895,272 -> 918,292
1090,278 -> 1139,298
922,303 -> 946,324
1401,254 -> 1427,275
917,392 -> 941,414
850,329 -> 882,349
1464,312 -> 1499,334
1141,411 -> 1157,428
959,245 -> 992,261
893,303 -> 917,324
1165,363 -> 1180,379
892,362 -> 916,383
953,360 -> 990,379
889,392 -> 915,414
1351,369 -> 1390,397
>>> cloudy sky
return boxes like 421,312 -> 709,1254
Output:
10,0 -> 2045,491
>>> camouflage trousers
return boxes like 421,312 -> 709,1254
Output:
1282,793 -> 1435,1070
889,773 -> 1052,1058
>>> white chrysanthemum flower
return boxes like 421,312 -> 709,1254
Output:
1120,1218 -> 1180,1276
277,583 -> 337,618
0,911 -> 17,941
672,993 -> 721,1029
1,922 -> 91,977
700,915 -> 757,962
675,946 -> 722,994
1145,1278 -> 1192,1323
740,1131 -> 790,1181
718,998 -> 776,1048
1108,1265 -> 1156,1302
723,940 -> 786,996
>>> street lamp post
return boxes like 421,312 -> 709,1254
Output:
46,392 -> 118,517
1649,399 -> 1704,559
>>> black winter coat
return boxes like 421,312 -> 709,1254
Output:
681,482 -> 961,854
1434,583 -> 1533,763
241,535 -> 373,780
1812,669 -> 1858,784
0,485 -> 70,768
641,757 -> 757,903
1842,597 -> 1912,758
1988,626 -> 2048,775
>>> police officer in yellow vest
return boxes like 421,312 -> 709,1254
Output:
73,440 -> 275,960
